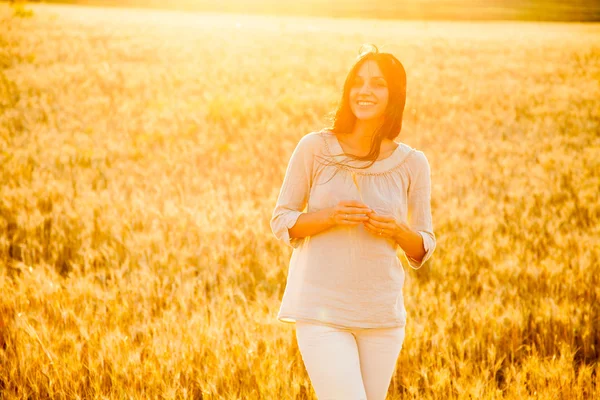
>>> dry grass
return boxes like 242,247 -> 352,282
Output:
1,3 -> 599,399
41,0 -> 600,21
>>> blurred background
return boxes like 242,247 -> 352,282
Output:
35,0 -> 600,21
1,0 -> 599,399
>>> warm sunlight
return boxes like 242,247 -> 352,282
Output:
1,1 -> 598,399
41,0 -> 600,21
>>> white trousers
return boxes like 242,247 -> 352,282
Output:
295,320 -> 406,400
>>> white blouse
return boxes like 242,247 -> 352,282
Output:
270,129 -> 436,328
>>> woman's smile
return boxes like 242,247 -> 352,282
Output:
349,60 -> 389,121
357,100 -> 377,107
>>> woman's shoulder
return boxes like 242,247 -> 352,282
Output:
410,148 -> 430,166
301,130 -> 327,144
294,130 -> 328,155
401,145 -> 431,176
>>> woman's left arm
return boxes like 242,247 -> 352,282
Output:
394,151 -> 436,269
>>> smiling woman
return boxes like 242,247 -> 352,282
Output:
270,44 -> 436,400
320,43 -> 408,170
349,63 -> 389,123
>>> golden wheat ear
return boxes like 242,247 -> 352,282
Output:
350,171 -> 364,203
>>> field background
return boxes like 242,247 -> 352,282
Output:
32,0 -> 600,21
1,1 -> 600,399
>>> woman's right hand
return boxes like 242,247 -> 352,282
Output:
328,200 -> 372,226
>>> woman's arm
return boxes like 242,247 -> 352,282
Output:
270,132 -> 322,248
393,225 -> 427,264
287,208 -> 336,241
271,132 -> 374,248
293,198 -> 374,243
396,151 -> 436,269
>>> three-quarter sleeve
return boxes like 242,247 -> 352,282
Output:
405,151 -> 436,269
270,132 -> 317,249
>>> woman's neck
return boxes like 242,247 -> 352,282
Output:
346,119 -> 384,151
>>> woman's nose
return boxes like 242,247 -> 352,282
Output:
359,83 -> 372,94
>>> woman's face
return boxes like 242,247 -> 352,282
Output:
349,59 -> 389,122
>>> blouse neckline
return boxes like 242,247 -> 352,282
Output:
319,129 -> 416,176
333,133 -> 401,163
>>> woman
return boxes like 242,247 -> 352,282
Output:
270,44 -> 436,400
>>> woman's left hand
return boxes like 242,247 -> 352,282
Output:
363,211 -> 410,239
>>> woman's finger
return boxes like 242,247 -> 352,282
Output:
367,218 -> 391,229
367,212 -> 394,222
339,212 -> 369,224
346,214 -> 369,222
363,222 -> 390,237
344,206 -> 371,214
364,220 -> 390,231
363,221 -> 376,230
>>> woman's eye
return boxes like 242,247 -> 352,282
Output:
351,79 -> 386,88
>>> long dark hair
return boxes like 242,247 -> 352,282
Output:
315,44 -> 408,175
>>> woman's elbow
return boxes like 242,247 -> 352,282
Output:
270,210 -> 303,247
407,231 -> 436,269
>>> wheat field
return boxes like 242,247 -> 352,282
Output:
0,2 -> 599,399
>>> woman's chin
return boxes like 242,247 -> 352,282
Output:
353,113 -> 383,122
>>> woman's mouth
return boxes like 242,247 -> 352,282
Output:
357,100 -> 377,108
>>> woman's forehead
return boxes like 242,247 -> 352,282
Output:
356,60 -> 384,78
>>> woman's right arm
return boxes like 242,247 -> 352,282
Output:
287,208 -> 336,242
270,132 -> 323,249
289,201 -> 371,242
270,132 -> 370,248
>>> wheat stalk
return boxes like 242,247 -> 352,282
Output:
351,171 -> 364,203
